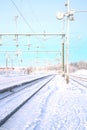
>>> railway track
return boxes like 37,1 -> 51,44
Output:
0,75 -> 53,100
0,74 -> 55,126
70,74 -> 87,89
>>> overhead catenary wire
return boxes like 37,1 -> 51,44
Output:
28,2 -> 43,32
10,0 -> 34,33
10,0 -> 44,43
10,0 -> 46,44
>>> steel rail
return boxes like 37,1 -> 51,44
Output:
0,75 -> 55,126
70,75 -> 87,89
70,74 -> 87,82
0,75 -> 53,97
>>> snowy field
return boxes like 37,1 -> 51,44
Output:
72,69 -> 87,78
0,70 -> 87,130
0,71 -> 53,91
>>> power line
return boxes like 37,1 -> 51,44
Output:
10,0 -> 44,43
29,2 -> 43,32
10,0 -> 35,33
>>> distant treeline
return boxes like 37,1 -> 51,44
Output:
69,61 -> 87,72
0,61 -> 87,74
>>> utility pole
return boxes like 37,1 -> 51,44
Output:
14,15 -> 19,33
65,0 -> 70,83
61,18 -> 65,76
62,36 -> 65,75
5,52 -> 9,76
14,16 -> 19,54
56,0 -> 72,83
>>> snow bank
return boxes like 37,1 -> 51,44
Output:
73,69 -> 87,76
0,72 -> 52,91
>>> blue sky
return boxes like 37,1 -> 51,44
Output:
0,0 -> 87,67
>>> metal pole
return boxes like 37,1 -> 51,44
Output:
62,41 -> 64,73
66,0 -> 70,83
62,19 -> 65,76
14,16 -> 18,33
6,56 -> 8,75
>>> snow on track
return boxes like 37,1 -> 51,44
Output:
0,72 -> 52,91
0,75 -> 54,126
1,73 -> 87,130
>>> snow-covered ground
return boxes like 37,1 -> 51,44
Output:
72,69 -> 87,78
0,70 -> 87,130
0,72 -> 53,91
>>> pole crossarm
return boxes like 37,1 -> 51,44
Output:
0,33 -> 65,37
75,10 -> 87,13
0,50 -> 61,53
